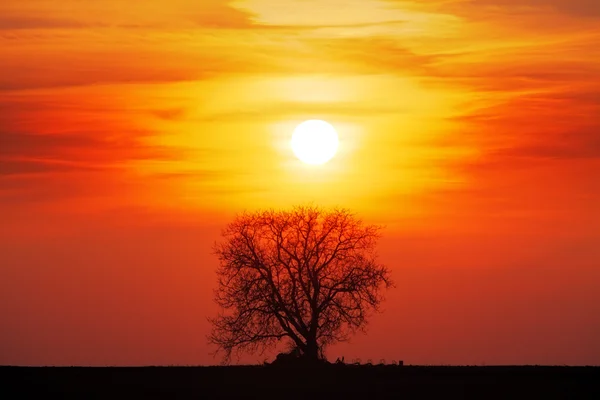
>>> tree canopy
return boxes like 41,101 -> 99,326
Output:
209,205 -> 393,363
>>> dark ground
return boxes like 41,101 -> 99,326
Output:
1,365 -> 599,399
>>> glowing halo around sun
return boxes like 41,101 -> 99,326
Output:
291,120 -> 339,165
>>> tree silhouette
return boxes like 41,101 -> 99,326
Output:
209,205 -> 393,364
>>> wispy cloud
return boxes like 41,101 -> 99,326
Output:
0,1 -> 258,30
464,0 -> 600,17
0,15 -> 87,30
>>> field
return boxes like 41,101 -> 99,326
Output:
2,365 -> 598,399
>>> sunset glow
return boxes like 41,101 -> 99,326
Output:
1,0 -> 599,367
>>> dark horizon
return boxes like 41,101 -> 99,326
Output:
3,364 -> 598,399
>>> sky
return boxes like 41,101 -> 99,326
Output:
1,0 -> 599,366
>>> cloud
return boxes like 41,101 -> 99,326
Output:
0,158 -> 103,176
445,100 -> 600,164
150,108 -> 188,121
0,1 -> 257,30
307,36 -> 439,75
1,131 -> 110,157
468,0 -> 600,17
196,101 -> 405,122
0,28 -> 321,91
389,0 -> 600,18
0,15 -> 86,30
0,128 -> 177,177
0,2 -> 269,91
0,44 -> 211,91
490,129 -> 600,160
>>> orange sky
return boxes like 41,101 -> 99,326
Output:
1,0 -> 599,366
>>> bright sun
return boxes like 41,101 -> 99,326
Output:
291,120 -> 339,165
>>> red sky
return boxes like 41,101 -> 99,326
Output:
1,0 -> 599,366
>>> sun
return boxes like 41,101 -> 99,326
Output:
291,120 -> 339,165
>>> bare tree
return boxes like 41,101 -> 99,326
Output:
209,205 -> 393,364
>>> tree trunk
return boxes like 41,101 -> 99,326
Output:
303,338 -> 320,362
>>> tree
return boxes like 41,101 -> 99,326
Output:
208,205 -> 393,364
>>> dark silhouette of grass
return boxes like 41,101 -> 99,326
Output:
1,365 -> 598,399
